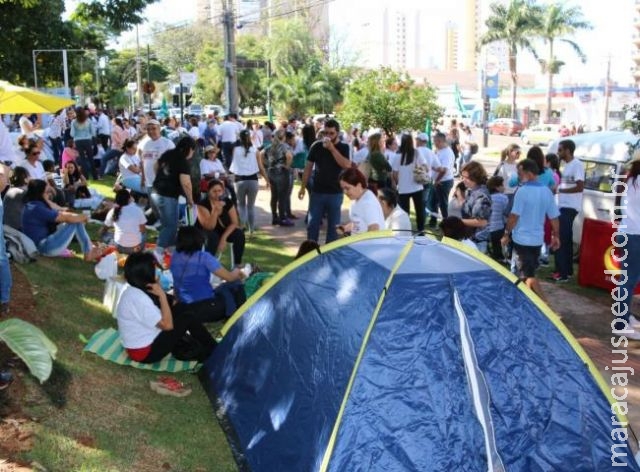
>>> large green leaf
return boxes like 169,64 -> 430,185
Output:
0,318 -> 57,383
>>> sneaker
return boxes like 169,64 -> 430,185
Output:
0,370 -> 13,391
629,314 -> 640,330
149,376 -> 192,397
549,272 -> 570,282
539,258 -> 549,267
278,218 -> 294,227
428,217 -> 437,228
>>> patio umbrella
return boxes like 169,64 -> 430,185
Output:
0,80 -> 75,114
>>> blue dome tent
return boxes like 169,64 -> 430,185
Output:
203,233 -> 640,471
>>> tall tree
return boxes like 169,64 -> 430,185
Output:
537,3 -> 591,122
339,68 -> 441,136
479,0 -> 541,120
71,0 -> 160,35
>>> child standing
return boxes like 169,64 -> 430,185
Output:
487,175 -> 509,262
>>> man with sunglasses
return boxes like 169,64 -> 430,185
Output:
298,119 -> 351,243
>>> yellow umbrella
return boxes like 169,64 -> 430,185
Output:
0,80 -> 75,114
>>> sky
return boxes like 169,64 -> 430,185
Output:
64,0 -> 635,86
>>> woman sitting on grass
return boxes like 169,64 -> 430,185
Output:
21,179 -> 102,261
102,189 -> 147,254
116,251 -> 217,363
171,226 -> 246,324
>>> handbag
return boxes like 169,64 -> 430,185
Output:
412,157 -> 430,185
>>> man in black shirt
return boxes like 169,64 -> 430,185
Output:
298,119 -> 351,243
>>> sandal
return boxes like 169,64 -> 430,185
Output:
149,376 -> 191,397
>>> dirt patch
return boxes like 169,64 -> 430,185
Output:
0,264 -> 39,471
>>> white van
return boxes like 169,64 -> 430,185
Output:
548,131 -> 640,244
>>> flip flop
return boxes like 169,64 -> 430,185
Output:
149,378 -> 191,397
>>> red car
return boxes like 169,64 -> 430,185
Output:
488,118 -> 525,136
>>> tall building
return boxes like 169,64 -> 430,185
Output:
462,0 -> 479,72
445,22 -> 459,71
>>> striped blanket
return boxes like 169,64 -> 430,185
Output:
83,328 -> 199,372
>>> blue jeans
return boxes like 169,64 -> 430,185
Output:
122,176 -> 147,194
616,234 -> 640,327
75,139 -> 97,180
150,192 -> 179,249
554,207 -> 578,278
100,149 -> 120,176
235,180 -> 259,231
0,205 -> 12,304
37,222 -> 92,257
434,179 -> 454,219
268,168 -> 290,222
49,137 -> 63,166
307,192 -> 343,244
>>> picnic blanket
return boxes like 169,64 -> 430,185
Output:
83,328 -> 199,372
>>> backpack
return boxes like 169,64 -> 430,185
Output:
3,225 -> 38,264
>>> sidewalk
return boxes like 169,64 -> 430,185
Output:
249,165 -> 640,432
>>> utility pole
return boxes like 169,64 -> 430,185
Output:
603,55 -> 612,131
222,0 -> 239,114
135,25 -> 143,109
147,44 -> 152,110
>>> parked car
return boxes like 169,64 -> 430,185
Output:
204,104 -> 223,116
521,124 -> 561,146
488,118 -> 524,136
188,103 -> 203,116
548,131 -> 639,244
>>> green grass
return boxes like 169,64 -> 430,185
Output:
11,187 -> 294,470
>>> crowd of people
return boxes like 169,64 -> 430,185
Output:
3,106 -> 640,364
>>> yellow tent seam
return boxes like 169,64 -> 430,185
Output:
318,237 -> 414,472
220,230 -> 396,336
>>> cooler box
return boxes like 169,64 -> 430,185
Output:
578,218 -> 640,293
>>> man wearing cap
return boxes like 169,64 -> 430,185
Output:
138,119 -> 175,195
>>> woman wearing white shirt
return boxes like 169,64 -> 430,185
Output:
338,167 -> 385,235
103,189 -> 147,253
118,139 -> 145,194
230,130 -> 267,235
377,187 -> 411,232
390,134 -> 427,232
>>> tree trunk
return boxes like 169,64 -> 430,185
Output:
510,49 -> 518,120
546,40 -> 554,123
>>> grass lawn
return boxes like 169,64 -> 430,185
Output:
8,178 -> 293,471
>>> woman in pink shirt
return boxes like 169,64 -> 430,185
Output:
61,138 -> 78,168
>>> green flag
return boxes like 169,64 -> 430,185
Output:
424,118 -> 432,149
454,84 -> 465,115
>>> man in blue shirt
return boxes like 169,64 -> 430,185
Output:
501,159 -> 560,301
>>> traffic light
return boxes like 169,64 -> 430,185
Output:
173,95 -> 179,107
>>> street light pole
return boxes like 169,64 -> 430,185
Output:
32,51 -> 38,89
222,0 -> 239,114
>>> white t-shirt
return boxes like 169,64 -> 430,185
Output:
23,160 -> 46,180
188,126 -> 201,140
435,146 -> 455,181
352,146 -> 369,165
116,284 -> 162,349
19,116 -> 35,137
385,206 -> 412,232
218,121 -> 239,143
417,146 -> 441,179
557,158 -> 585,211
138,136 -> 175,188
118,152 -> 142,179
200,158 -> 226,178
498,162 -> 519,195
230,146 -> 260,176
390,152 -> 427,195
104,203 -> 146,247
349,189 -> 385,234
621,176 -> 640,235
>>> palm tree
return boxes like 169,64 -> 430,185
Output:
479,0 -> 541,120
537,3 -> 591,122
